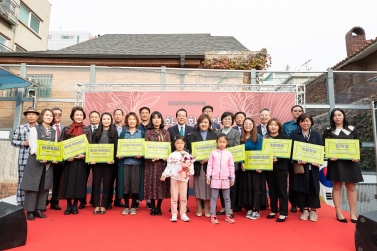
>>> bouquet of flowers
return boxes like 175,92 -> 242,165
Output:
179,152 -> 195,179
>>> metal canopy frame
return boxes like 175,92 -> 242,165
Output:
74,83 -> 306,108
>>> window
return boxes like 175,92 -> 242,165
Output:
15,45 -> 26,52
0,35 -> 10,52
0,34 -> 6,45
61,35 -> 74,39
19,3 -> 40,34
3,74 -> 53,98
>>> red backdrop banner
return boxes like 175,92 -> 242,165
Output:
83,92 -> 296,127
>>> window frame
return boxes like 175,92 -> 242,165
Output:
19,3 -> 41,34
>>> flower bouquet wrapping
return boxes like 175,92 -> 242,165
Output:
179,152 -> 195,179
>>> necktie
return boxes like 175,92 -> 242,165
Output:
179,126 -> 184,136
93,126 -> 97,133
56,124 -> 60,139
262,125 -> 267,136
239,126 -> 242,134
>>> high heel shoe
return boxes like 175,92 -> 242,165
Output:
336,215 -> 348,223
276,216 -> 288,222
100,210 -> 106,215
267,213 -> 277,219
350,218 -> 358,223
34,210 -> 47,218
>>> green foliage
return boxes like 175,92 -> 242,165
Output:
203,48 -> 272,70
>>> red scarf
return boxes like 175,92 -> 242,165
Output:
67,122 -> 83,137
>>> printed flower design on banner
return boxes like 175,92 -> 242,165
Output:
219,92 -> 260,117
83,92 -> 160,124
219,92 -> 294,123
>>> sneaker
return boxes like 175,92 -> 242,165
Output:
246,210 -> 253,219
225,215 -> 235,224
130,208 -> 137,215
146,202 -> 152,210
180,214 -> 190,222
170,214 -> 177,222
210,215 -> 219,224
309,210 -> 318,222
122,208 -> 130,215
249,211 -> 260,220
300,209 -> 310,220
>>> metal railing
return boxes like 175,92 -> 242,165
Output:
0,0 -> 19,25
341,184 -> 377,214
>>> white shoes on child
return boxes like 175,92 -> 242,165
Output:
170,214 -> 190,222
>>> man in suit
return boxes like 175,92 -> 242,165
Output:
49,107 -> 65,210
168,108 -> 194,212
11,107 -> 39,206
257,108 -> 271,137
233,111 -> 246,135
79,110 -> 100,209
199,105 -> 220,131
108,109 -> 126,208
168,108 -> 194,149
137,106 -> 150,132
282,105 -> 303,213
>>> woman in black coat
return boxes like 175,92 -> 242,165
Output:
21,108 -> 56,220
290,113 -> 323,222
187,113 -> 217,217
91,112 -> 118,215
264,118 -> 290,222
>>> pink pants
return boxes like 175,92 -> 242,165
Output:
170,179 -> 188,215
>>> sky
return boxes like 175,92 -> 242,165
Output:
48,0 -> 377,71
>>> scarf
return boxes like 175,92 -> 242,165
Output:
67,122 -> 83,137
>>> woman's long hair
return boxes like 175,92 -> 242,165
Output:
241,117 -> 258,143
94,112 -> 116,141
329,108 -> 350,131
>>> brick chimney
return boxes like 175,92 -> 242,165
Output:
345,27 -> 366,57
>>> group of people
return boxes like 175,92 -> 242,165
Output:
11,104 -> 364,224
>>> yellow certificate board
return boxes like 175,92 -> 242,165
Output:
144,141 -> 171,159
36,140 -> 62,162
117,139 -> 145,157
191,140 -> 217,161
61,134 -> 87,160
227,145 -> 245,162
325,139 -> 360,160
244,151 -> 273,171
85,144 -> 114,163
292,141 -> 324,165
262,138 -> 292,159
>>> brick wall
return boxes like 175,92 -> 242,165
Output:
345,27 -> 366,57
0,183 -> 17,199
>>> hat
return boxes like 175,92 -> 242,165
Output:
23,107 -> 40,116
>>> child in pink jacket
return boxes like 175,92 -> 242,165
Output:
206,134 -> 235,224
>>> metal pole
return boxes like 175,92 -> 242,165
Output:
13,63 -> 27,129
160,66 -> 166,90
89,64 -> 96,93
250,69 -> 256,91
326,69 -> 335,114
370,101 -> 377,177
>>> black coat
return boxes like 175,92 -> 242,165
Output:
187,130 -> 217,176
290,128 -> 323,195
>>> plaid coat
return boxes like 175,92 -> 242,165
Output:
11,123 -> 33,166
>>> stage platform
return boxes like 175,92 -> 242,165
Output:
8,196 -> 357,251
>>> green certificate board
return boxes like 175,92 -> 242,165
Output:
262,138 -> 292,159
86,144 -> 114,163
227,145 -> 245,162
191,140 -> 217,161
144,141 -> 171,159
117,139 -> 145,157
325,139 -> 360,160
292,141 -> 324,165
244,151 -> 273,171
61,134 -> 88,160
36,140 -> 62,162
